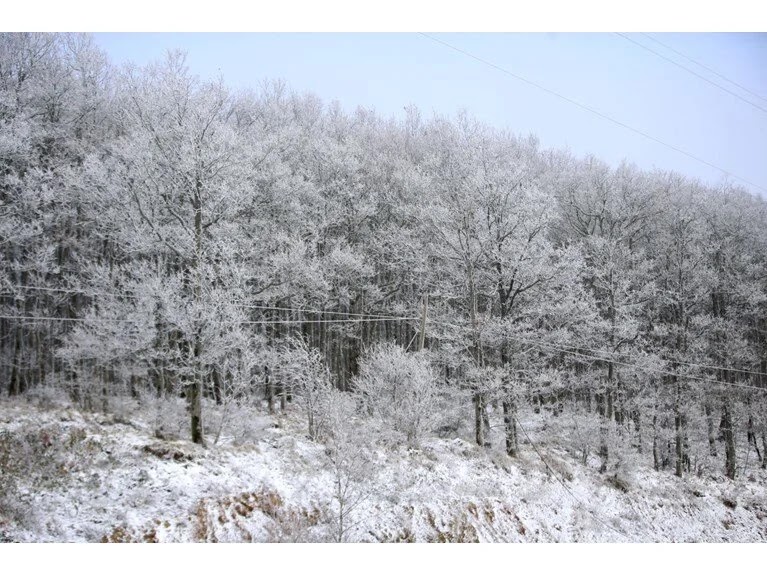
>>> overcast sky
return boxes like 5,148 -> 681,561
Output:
93,33 -> 767,197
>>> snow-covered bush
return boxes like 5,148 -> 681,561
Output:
25,386 -> 72,411
353,343 -> 438,445
323,391 -> 377,542
148,394 -> 189,441
279,337 -> 335,441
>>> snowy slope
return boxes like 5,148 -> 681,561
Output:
1,397 -> 765,543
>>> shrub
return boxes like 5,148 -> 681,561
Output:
279,337 -> 335,441
353,343 -> 438,445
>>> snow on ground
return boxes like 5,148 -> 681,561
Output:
1,395 -> 765,543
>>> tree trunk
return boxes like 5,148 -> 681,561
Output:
189,371 -> 204,445
652,413 -> 660,471
37,328 -> 45,388
101,369 -> 110,412
212,368 -> 223,406
474,391 -> 486,447
674,379 -> 685,478
747,413 -> 761,466
675,412 -> 684,477
722,398 -> 736,480
190,176 -> 205,446
8,325 -> 23,396
502,399 -> 517,456
705,402 -> 718,457
599,422 -> 609,473
265,366 -> 274,414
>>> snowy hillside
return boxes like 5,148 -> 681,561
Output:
2,395 -> 765,543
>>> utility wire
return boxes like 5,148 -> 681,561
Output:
4,293 -> 766,388
639,33 -> 767,106
418,33 -> 767,194
511,413 -> 630,541
0,314 -> 139,324
425,316 -> 767,392
0,314 -> 419,325
1,285 -> 412,321
503,330 -> 767,379
505,334 -> 767,393
231,303 -> 414,320
426,314 -> 767,385
615,33 -> 767,115
0,285 -> 99,296
231,317 -> 418,325
404,330 -> 420,352
7,285 -> 766,376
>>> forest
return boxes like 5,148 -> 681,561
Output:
1,33 -> 767,541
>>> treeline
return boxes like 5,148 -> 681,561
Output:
1,33 -> 766,480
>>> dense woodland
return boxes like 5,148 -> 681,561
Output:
2,33 -> 766,484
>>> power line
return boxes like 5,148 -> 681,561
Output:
425,316 -> 767,392
510,328 -> 767,379
0,314 -> 139,324
511,413 -> 631,541
2,285 -> 413,320
404,330 -> 420,352
13,284 -> 766,377
0,285 -> 99,296
418,33 -> 767,194
232,303 -> 415,320
615,33 -> 767,115
5,289 -> 766,388
0,314 -> 419,326
506,334 -> 767,393
227,317 -> 418,325
639,33 -> 767,106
